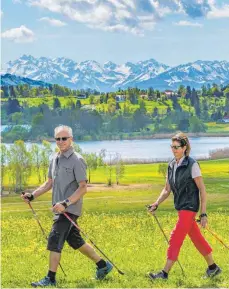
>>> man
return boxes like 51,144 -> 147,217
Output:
21,125 -> 113,287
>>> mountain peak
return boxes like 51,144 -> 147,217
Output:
103,61 -> 117,70
19,54 -> 36,62
5,55 -> 229,91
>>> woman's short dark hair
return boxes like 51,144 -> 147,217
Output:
171,132 -> 191,156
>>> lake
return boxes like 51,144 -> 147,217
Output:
4,137 -> 229,161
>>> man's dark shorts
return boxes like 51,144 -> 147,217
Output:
47,213 -> 85,253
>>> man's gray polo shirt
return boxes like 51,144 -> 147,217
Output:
48,146 -> 87,216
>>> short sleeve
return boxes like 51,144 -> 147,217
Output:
191,162 -> 202,179
48,160 -> 53,179
73,157 -> 88,183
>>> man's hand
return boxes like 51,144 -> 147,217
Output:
21,191 -> 34,203
52,202 -> 66,214
200,216 -> 208,228
146,202 -> 158,214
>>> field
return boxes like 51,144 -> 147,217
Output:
1,160 -> 229,288
205,122 -> 229,133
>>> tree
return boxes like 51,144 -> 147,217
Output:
2,126 -> 30,143
178,85 -> 186,97
11,112 -> 23,125
53,97 -> 61,110
177,118 -> 190,131
104,152 -> 115,186
83,150 -> 105,183
133,108 -> 148,131
114,154 -> 125,185
6,98 -> 21,115
158,163 -> 167,178
116,102 -> 121,110
2,86 -> 9,97
191,88 -> 200,117
189,116 -> 206,133
201,85 -> 207,96
185,86 -> 192,99
76,100 -> 82,109
30,144 -> 43,183
152,107 -> 158,118
224,87 -> 229,113
40,141 -> 53,182
139,99 -> 146,113
107,98 -> 116,114
7,140 -> 32,192
72,143 -> 83,154
89,95 -> 95,104
83,153 -> 98,183
9,86 -> 17,98
156,90 -> 161,99
147,87 -> 154,100
0,144 -> 8,193
127,88 -> 138,104
171,95 -> 181,111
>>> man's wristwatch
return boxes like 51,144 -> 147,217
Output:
200,213 -> 207,218
61,199 -> 72,209
65,199 -> 72,207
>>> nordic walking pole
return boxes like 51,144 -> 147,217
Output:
196,219 -> 229,250
22,193 -> 67,276
146,205 -> 185,276
28,202 -> 46,237
63,212 -> 125,275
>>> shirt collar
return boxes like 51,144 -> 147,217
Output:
176,155 -> 185,166
60,146 -> 74,159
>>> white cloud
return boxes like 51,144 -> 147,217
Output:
207,4 -> 229,19
107,0 -> 126,9
39,17 -> 67,27
1,25 -> 35,43
25,0 -> 227,35
0,10 -> 3,18
12,0 -> 22,3
28,0 -> 158,35
174,20 -> 203,27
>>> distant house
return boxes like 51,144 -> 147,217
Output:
81,104 -> 96,111
140,94 -> 148,99
77,94 -> 87,99
164,90 -> 174,97
115,95 -> 125,102
221,116 -> 229,123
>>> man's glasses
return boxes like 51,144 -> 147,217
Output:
170,145 -> 182,150
55,137 -> 70,141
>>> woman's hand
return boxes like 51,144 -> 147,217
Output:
149,202 -> 159,214
200,216 -> 208,228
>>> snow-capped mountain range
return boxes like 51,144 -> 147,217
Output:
0,73 -> 49,87
3,55 -> 229,91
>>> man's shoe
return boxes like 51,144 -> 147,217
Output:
31,276 -> 56,287
206,265 -> 222,278
148,270 -> 168,280
96,261 -> 113,280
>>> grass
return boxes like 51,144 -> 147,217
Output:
1,96 -> 91,108
3,159 -> 229,187
1,159 -> 229,288
206,122 -> 229,133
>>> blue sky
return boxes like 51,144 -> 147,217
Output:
1,0 -> 229,67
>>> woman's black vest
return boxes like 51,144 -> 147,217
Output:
168,156 -> 200,212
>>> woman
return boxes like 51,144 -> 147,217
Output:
148,132 -> 221,280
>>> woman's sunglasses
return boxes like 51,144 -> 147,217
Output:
55,137 -> 70,141
170,145 -> 182,150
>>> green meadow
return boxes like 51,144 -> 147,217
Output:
1,159 -> 229,288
